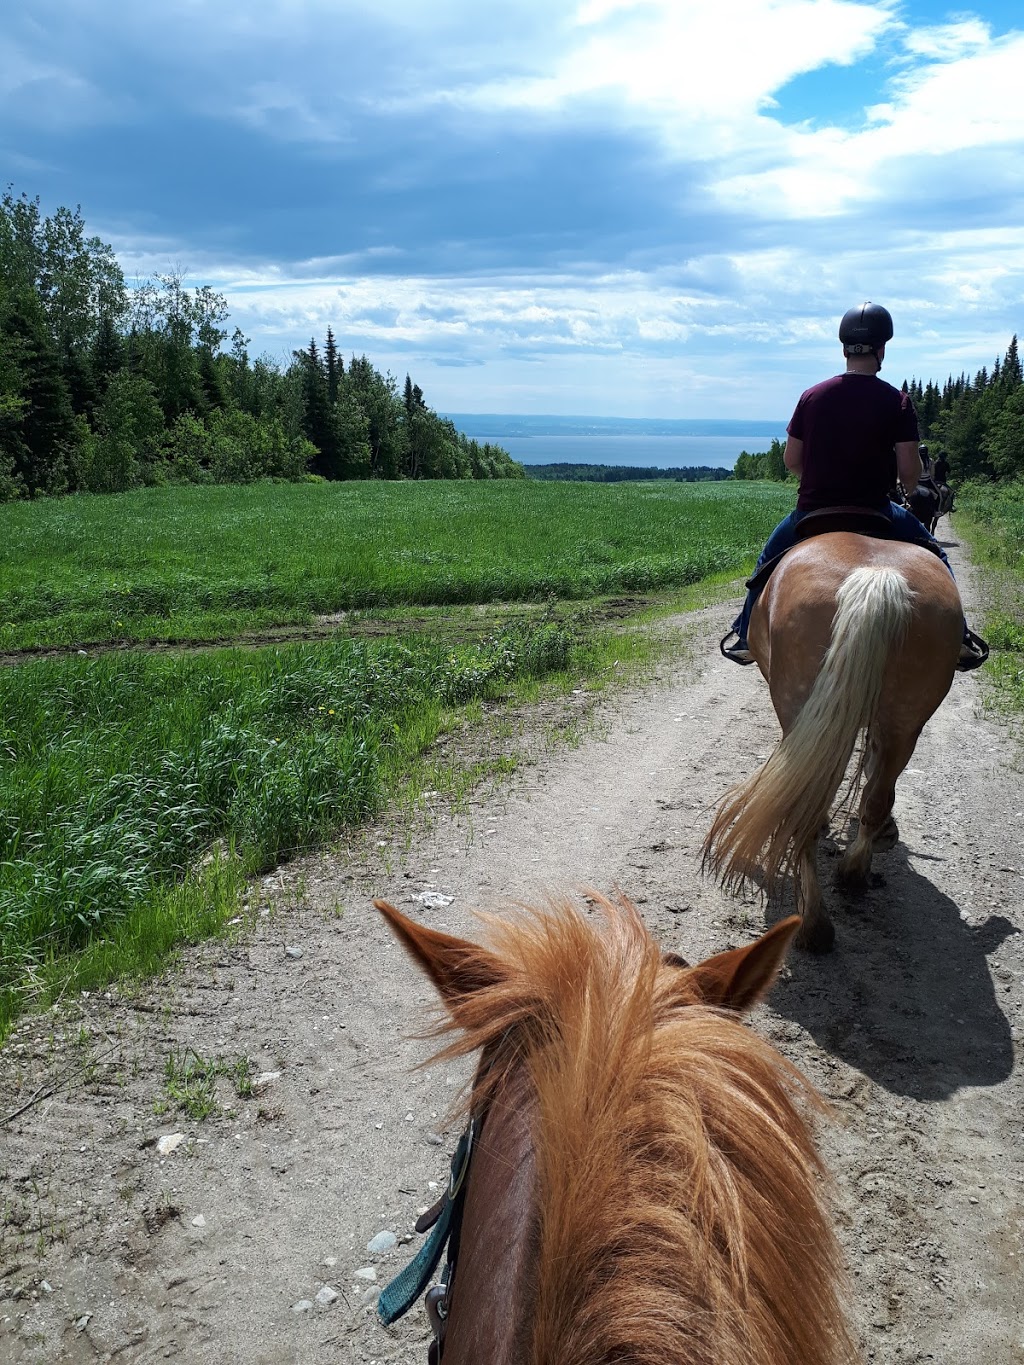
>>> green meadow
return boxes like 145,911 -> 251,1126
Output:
0,479 -> 794,648
0,479 -> 795,1039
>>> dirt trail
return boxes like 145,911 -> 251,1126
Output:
1,534 -> 1022,1364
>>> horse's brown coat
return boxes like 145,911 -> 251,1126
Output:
706,533 -> 961,951
377,893 -> 860,1364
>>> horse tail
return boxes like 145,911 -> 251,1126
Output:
704,565 -> 914,892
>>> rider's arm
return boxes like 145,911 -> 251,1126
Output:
896,441 -> 922,490
784,436 -> 803,478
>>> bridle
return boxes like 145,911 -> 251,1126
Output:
378,1115 -> 479,1362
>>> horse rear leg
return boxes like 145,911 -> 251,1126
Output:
836,729 -> 919,887
795,838 -> 834,953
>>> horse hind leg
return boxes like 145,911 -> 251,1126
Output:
795,838 -> 835,954
836,729 -> 918,888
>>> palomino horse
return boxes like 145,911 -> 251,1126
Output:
705,532 -> 962,953
375,893 -> 859,1365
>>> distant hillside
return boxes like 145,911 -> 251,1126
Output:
525,463 -> 732,483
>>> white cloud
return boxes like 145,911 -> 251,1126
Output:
716,25 -> 1024,215
437,0 -> 894,143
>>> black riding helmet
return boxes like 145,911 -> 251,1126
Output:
839,302 -> 894,357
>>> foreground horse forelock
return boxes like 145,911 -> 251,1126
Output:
375,893 -> 859,1365
705,533 -> 962,952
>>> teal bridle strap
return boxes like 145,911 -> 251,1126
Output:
377,1197 -> 455,1325
377,1122 -> 475,1328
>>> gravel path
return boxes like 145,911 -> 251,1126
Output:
1,531 -> 1021,1364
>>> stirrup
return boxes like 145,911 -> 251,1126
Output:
720,630 -> 756,666
957,628 -> 989,672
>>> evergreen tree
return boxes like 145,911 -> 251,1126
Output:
1001,334 -> 1021,388
91,312 -> 125,397
297,339 -> 334,475
2,289 -> 80,494
324,327 -> 342,406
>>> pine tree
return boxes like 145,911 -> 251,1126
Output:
1002,334 -> 1021,388
325,328 -> 341,406
2,290 -> 81,495
298,339 -> 333,475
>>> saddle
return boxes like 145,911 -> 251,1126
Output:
744,505 -> 942,601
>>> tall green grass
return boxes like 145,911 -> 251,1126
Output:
0,480 -> 794,648
0,623 -> 573,1039
956,481 -> 1024,708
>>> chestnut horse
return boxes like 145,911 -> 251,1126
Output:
376,892 -> 859,1365
705,533 -> 961,953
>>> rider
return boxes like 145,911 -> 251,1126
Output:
721,302 -> 987,671
918,443 -> 939,492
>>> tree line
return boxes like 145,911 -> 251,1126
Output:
905,334 -> 1023,482
732,337 -> 1024,485
527,463 -> 731,482
0,189 -> 522,502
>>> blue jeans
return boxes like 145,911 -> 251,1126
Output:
730,503 -> 955,643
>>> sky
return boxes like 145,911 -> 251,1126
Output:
2,0 -> 1023,419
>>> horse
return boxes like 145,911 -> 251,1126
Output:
704,532 -> 962,953
375,892 -> 859,1365
906,480 -> 954,535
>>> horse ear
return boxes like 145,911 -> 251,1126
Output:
685,915 -> 800,1013
374,900 -> 506,1003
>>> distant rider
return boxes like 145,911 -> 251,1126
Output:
721,302 -> 987,671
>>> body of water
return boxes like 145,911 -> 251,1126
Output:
443,414 -> 787,470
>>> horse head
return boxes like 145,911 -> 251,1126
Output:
374,893 -> 858,1365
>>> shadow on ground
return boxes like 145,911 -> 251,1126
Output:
768,841 -> 1017,1101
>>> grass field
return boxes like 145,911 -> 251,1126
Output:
0,477 -> 794,1040
956,480 -> 1024,709
0,622 -> 581,1038
0,479 -> 794,648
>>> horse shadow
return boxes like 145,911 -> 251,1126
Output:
767,839 -> 1017,1101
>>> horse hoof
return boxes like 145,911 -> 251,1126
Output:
874,816 -> 899,851
834,861 -> 868,890
796,918 -> 835,954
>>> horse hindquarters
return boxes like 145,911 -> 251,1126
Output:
705,562 -> 914,953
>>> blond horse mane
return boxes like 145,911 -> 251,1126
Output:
425,893 -> 859,1365
704,565 -> 913,893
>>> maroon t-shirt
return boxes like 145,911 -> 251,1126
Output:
788,373 -> 919,512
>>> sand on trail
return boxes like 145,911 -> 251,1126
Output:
1,533 -> 1022,1364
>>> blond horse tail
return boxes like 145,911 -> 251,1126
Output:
704,566 -> 914,892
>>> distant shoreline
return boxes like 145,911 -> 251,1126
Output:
443,413 -> 786,438
441,415 -> 787,471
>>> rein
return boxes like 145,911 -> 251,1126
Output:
378,1117 -> 478,1361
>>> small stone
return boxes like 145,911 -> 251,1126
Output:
40,1281 -> 53,1294
315,1286 -> 339,1307
254,1071 -> 282,1090
75,1313 -> 92,1330
285,946 -> 303,960
413,891 -> 454,909
367,1230 -> 397,1254
425,1132 -> 444,1146
191,1214 -> 206,1228
291,1299 -> 314,1313
354,1267 -> 377,1281
156,1133 -> 185,1156
323,1257 -> 338,1268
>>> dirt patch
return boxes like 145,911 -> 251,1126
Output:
0,597 -> 652,670
1,537 -> 1022,1364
